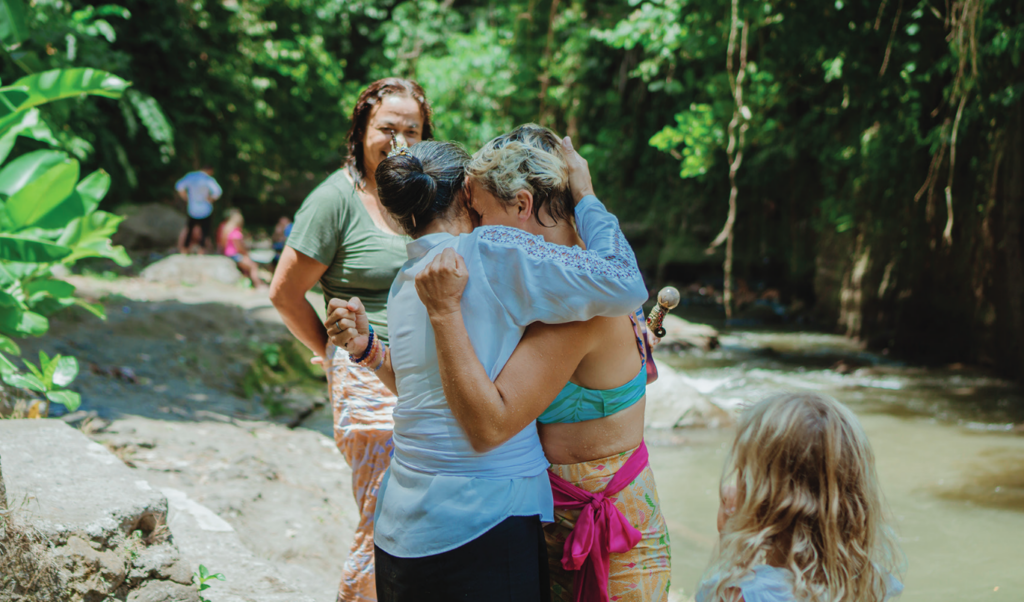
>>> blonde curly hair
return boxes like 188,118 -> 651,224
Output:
703,392 -> 903,602
466,124 -> 574,226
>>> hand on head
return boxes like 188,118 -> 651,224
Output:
561,136 -> 596,205
415,248 -> 468,319
325,296 -> 370,355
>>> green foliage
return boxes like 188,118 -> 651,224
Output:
0,0 -> 134,415
194,564 -> 225,602
1,351 -> 80,412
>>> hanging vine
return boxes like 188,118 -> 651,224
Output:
706,0 -> 749,320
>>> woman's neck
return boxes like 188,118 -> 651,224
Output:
416,213 -> 473,238
532,219 -> 583,249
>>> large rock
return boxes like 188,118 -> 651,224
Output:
113,203 -> 188,250
658,314 -> 720,351
141,254 -> 241,286
163,487 -> 316,602
644,364 -> 735,429
127,581 -> 200,602
0,419 -> 167,545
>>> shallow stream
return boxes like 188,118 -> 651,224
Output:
649,329 -> 1024,600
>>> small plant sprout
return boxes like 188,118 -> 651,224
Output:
194,564 -> 225,601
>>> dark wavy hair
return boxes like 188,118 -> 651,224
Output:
344,78 -> 434,189
376,141 -> 469,237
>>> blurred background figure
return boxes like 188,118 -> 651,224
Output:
175,166 -> 222,255
218,208 -> 265,289
272,216 -> 293,266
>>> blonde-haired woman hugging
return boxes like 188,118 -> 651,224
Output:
699,392 -> 904,602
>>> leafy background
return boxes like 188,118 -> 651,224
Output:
1,0 -> 1022,380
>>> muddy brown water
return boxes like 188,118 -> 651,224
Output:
648,330 -> 1024,600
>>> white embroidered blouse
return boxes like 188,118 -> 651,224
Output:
374,195 -> 648,558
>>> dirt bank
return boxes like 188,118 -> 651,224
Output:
12,275 -> 357,600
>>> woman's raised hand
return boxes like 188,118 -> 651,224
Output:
415,248 -> 468,319
325,297 -> 370,355
562,135 -> 596,205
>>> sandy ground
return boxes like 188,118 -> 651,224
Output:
15,275 -> 358,601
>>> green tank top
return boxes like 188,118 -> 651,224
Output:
286,169 -> 409,343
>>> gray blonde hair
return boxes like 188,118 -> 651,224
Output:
467,124 -> 573,226
703,392 -> 903,602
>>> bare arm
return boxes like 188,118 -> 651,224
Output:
416,249 -> 593,452
325,298 -> 397,395
269,246 -> 329,359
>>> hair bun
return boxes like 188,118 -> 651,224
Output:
377,153 -> 437,225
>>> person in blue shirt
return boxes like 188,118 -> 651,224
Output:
325,134 -> 647,601
175,166 -> 222,254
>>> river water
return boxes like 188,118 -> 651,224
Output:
648,329 -> 1024,601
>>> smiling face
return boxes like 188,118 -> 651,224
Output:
362,95 -> 424,181
467,177 -> 521,229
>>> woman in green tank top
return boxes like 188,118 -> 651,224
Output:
269,78 -> 434,602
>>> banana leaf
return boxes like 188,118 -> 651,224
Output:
0,69 -> 130,119
0,149 -> 68,197
5,157 -> 79,228
0,235 -> 72,262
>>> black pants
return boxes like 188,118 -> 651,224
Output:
186,215 -> 212,246
375,515 -> 551,602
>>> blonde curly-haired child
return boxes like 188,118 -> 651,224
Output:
697,392 -> 904,602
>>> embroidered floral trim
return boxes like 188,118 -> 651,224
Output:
478,225 -> 640,280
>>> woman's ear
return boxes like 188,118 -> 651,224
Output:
514,189 -> 534,225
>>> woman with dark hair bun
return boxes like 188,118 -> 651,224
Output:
323,135 -> 648,601
269,78 -> 432,602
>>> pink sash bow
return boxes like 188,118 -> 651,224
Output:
548,441 -> 650,602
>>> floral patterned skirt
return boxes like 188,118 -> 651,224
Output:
545,446 -> 672,602
325,342 -> 396,602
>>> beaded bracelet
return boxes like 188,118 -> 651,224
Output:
372,344 -> 389,372
349,325 -> 375,364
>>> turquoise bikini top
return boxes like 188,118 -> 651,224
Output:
537,310 -> 647,425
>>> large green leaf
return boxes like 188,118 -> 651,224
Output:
46,389 -> 80,411
74,169 -> 110,210
0,235 -> 72,262
0,306 -> 46,336
3,370 -> 45,392
57,211 -> 130,266
0,69 -> 130,119
51,355 -> 77,387
0,289 -> 20,308
0,333 -> 19,355
33,169 -> 112,230
6,157 -> 79,228
0,0 -> 28,48
0,109 -> 58,163
0,351 -> 18,374
0,149 -> 68,196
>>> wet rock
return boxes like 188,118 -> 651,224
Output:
657,314 -> 719,351
645,365 -> 735,429
113,203 -> 188,250
141,255 -> 241,286
127,581 -> 200,602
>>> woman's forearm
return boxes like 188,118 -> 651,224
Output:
271,290 -> 328,359
429,310 -> 511,452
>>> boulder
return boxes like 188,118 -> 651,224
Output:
113,203 -> 188,250
657,314 -> 719,351
0,420 -> 168,546
55,536 -> 128,600
127,581 -> 200,602
644,364 -> 735,429
129,543 -> 194,586
140,255 -> 241,286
